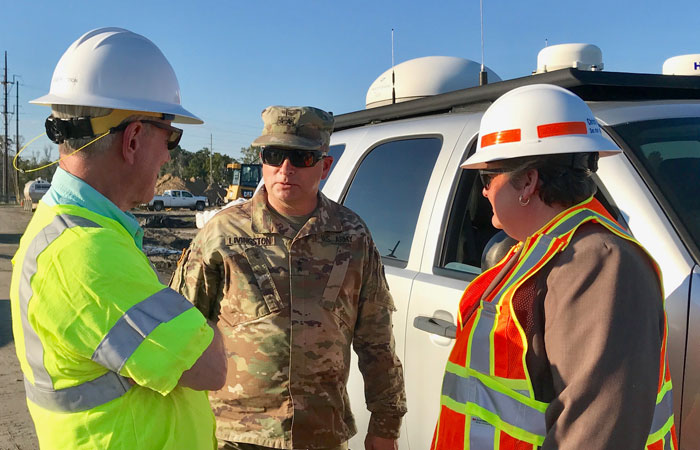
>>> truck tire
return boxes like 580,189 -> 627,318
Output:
196,201 -> 205,211
153,201 -> 164,211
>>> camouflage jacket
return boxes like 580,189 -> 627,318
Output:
170,188 -> 407,449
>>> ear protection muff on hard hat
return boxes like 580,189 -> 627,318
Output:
44,110 -> 176,144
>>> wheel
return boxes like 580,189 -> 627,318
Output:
195,201 -> 205,211
153,202 -> 164,211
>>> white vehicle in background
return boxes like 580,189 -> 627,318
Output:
23,178 -> 51,211
147,189 -> 208,211
318,46 -> 700,449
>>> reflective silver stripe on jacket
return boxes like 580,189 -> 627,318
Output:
18,213 -> 134,412
442,371 -> 547,437
19,214 -> 104,392
92,287 -> 194,372
24,370 -> 132,413
469,416 -> 495,450
650,387 -> 674,435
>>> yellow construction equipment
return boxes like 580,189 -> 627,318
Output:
224,163 -> 262,203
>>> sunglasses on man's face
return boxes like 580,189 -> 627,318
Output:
110,120 -> 183,150
261,147 -> 325,168
479,168 -> 511,189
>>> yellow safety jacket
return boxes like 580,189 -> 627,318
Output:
431,197 -> 677,450
10,201 -> 216,449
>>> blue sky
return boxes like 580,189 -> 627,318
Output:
1,0 -> 698,162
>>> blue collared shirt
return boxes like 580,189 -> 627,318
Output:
43,167 -> 144,249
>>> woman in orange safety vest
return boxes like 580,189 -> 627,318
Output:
431,84 -> 677,450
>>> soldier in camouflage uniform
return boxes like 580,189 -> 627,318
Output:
170,106 -> 407,450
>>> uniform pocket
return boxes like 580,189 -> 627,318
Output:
319,245 -> 353,328
243,247 -> 283,314
219,247 -> 283,327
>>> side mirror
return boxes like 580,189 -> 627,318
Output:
481,230 -> 518,272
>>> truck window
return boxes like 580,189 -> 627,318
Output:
182,191 -> 193,198
612,117 -> 700,260
172,191 -> 180,197
439,157 -> 498,273
319,144 -> 346,190
438,138 -> 624,275
342,137 -> 441,266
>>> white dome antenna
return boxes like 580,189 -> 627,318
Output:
534,43 -> 604,74
366,56 -> 502,109
662,54 -> 700,76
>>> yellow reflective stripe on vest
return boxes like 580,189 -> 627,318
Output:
92,287 -> 195,372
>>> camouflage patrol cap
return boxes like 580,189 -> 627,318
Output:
251,106 -> 334,152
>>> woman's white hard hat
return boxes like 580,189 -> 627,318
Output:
30,27 -> 202,124
461,84 -> 619,169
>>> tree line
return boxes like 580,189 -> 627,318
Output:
3,137 -> 261,201
159,144 -> 259,186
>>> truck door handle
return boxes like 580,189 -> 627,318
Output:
413,316 -> 457,339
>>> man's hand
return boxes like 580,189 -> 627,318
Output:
364,433 -> 398,450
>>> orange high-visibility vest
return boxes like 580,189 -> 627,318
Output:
431,197 -> 677,450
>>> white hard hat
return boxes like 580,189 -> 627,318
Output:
461,84 -> 619,169
31,27 -> 202,124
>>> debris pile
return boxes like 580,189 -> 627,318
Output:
155,174 -> 188,193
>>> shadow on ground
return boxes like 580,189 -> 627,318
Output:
0,234 -> 23,245
0,300 -> 14,348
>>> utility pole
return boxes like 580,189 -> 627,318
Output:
2,51 -> 11,203
14,75 -> 21,203
209,134 -> 213,185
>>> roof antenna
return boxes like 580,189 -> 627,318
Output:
545,38 -> 549,47
479,0 -> 488,85
391,28 -> 396,104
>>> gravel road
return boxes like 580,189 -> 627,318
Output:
0,206 -> 38,450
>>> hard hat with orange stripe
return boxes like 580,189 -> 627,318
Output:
460,84 -> 620,169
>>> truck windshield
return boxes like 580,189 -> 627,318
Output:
612,117 -> 700,256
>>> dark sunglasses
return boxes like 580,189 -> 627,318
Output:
479,168 -> 511,189
261,147 -> 325,168
110,120 -> 183,150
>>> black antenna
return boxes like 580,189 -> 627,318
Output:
479,0 -> 488,86
391,28 -> 396,104
387,241 -> 400,258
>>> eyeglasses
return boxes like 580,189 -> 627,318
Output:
479,168 -> 511,189
261,147 -> 325,168
110,120 -> 183,150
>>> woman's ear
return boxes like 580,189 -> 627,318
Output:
121,121 -> 145,165
521,168 -> 539,199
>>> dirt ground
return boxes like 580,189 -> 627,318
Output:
0,205 -> 200,449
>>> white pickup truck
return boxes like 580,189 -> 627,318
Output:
147,189 -> 208,211
324,52 -> 700,449
194,49 -> 700,448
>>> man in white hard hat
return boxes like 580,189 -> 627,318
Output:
431,84 -> 676,449
10,27 -> 226,450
